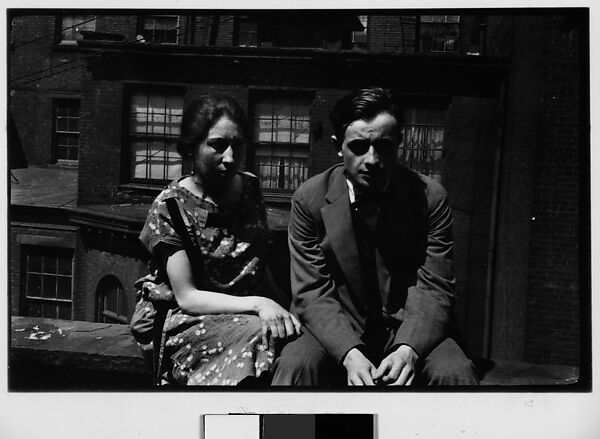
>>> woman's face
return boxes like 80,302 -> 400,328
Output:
194,116 -> 244,187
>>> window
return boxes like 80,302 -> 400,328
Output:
60,15 -> 96,43
21,246 -> 73,319
96,276 -> 129,324
128,89 -> 183,182
351,15 -> 368,49
251,96 -> 311,192
53,99 -> 80,162
419,15 -> 460,53
399,108 -> 446,184
140,15 -> 179,44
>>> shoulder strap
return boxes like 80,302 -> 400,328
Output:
165,197 -> 203,285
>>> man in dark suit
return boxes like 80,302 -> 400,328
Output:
271,88 -> 478,386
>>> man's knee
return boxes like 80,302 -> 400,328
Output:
271,332 -> 332,386
421,338 -> 479,386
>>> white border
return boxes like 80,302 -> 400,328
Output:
1,3 -> 598,439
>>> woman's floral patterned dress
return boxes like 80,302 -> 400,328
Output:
136,172 -> 275,385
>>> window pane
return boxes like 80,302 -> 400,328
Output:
56,116 -> 69,131
400,107 -> 446,180
28,254 -> 42,272
42,255 -> 57,274
61,16 -> 74,40
292,119 -> 310,143
55,101 -> 80,161
58,304 -> 72,320
26,301 -> 42,317
252,96 -> 311,190
256,119 -> 274,142
61,15 -> 96,41
67,146 -> 79,161
274,116 -> 291,143
166,142 -> 183,180
26,273 -> 42,297
57,277 -> 72,300
131,141 -> 149,179
42,275 -> 57,298
42,302 -> 58,319
104,288 -> 118,313
129,91 -> 183,181
67,115 -> 80,132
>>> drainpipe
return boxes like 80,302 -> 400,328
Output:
482,80 -> 508,359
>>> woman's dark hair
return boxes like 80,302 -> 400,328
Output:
329,87 -> 403,146
177,95 -> 250,159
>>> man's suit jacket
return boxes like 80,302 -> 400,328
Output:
288,163 -> 455,364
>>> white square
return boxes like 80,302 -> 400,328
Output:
204,414 -> 260,439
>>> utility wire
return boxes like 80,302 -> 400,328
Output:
13,15 -> 103,49
10,27 -> 187,88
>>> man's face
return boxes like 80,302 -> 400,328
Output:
338,111 -> 399,193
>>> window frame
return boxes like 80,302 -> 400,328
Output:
418,15 -> 461,53
58,14 -> 97,44
53,98 -> 81,164
96,276 -> 129,325
398,100 -> 450,184
249,93 -> 313,196
124,85 -> 185,185
20,245 -> 74,320
138,15 -> 180,45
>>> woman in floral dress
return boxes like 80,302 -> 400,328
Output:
134,95 -> 300,385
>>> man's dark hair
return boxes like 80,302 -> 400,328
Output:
329,87 -> 403,146
177,94 -> 249,159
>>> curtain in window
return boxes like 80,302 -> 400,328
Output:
129,92 -> 183,181
400,108 -> 446,184
252,97 -> 310,191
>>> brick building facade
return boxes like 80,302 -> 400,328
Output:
8,10 -> 587,367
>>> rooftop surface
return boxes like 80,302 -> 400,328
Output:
10,166 -> 291,230
10,166 -> 78,208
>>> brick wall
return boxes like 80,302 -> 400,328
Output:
72,246 -> 147,322
523,15 -> 582,366
9,14 -> 86,166
444,96 -> 503,356
78,77 -> 124,205
491,15 -> 582,366
95,15 -> 138,41
368,15 -> 417,52
491,17 -> 543,361
193,15 -> 213,45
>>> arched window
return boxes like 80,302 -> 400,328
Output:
96,276 -> 129,324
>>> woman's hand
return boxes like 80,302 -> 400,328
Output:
254,297 -> 301,347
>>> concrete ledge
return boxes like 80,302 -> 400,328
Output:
11,316 -> 149,374
10,316 -> 580,389
10,316 -> 151,390
478,359 -> 580,386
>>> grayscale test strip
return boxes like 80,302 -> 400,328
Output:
203,414 -> 374,439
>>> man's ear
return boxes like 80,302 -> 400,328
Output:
330,135 -> 343,157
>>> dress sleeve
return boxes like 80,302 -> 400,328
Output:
139,194 -> 184,255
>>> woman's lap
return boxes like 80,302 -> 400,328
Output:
165,313 -> 275,385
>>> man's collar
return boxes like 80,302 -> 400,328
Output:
346,177 -> 358,204
345,175 -> 390,204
